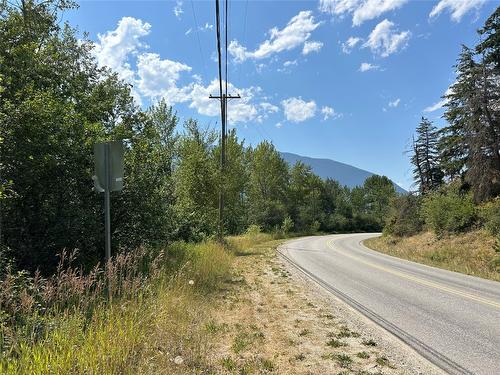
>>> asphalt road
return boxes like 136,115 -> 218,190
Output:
279,234 -> 500,375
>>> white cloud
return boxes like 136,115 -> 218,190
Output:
276,122 -> 283,128
94,17 -> 278,124
429,0 -> 486,22
363,19 -> 410,57
359,62 -> 379,72
93,17 -> 151,82
283,60 -> 298,67
388,98 -> 400,107
136,53 -> 192,103
303,40 -> 324,55
189,80 -> 277,124
341,36 -> 362,53
319,0 -> 407,26
229,11 -> 321,62
174,0 -> 183,19
260,102 -> 279,113
321,106 -> 341,120
281,97 -> 317,122
424,87 -> 453,112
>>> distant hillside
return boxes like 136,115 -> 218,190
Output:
280,152 -> 407,194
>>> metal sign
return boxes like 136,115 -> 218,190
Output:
92,140 -> 124,261
93,141 -> 124,192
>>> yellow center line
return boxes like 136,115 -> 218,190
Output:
326,239 -> 500,310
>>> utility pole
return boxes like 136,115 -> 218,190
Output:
211,0 -> 240,241
209,93 -> 241,240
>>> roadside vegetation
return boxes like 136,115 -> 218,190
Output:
0,1 -> 397,277
0,1 -> 398,373
0,230 -> 273,374
367,9 -> 500,281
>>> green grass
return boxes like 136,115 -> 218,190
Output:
0,233 -> 274,374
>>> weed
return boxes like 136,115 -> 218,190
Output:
356,351 -> 370,359
335,354 -> 353,368
362,339 -> 377,347
337,325 -> 360,338
221,356 -> 237,370
376,356 -> 395,368
326,338 -> 347,348
260,358 -> 275,371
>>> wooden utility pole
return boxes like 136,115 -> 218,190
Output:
209,93 -> 241,240
211,0 -> 240,240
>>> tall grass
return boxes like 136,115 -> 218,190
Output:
0,236 -> 251,374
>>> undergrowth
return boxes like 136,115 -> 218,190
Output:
0,231 -> 274,374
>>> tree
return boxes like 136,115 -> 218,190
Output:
288,161 -> 324,231
440,43 -> 500,202
113,100 -> 178,249
411,117 -> 443,194
359,175 -> 397,229
0,0 -> 141,272
247,141 -> 289,230
212,129 -> 249,234
174,120 -> 218,241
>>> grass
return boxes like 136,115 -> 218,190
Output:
326,338 -> 347,348
364,230 -> 499,281
0,232 -> 275,374
356,351 -> 370,359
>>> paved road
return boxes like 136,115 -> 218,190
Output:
279,234 -> 500,375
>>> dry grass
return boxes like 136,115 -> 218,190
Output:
364,230 -> 499,281
0,236 -> 260,374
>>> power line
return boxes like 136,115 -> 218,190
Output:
189,0 -> 208,80
211,0 -> 240,240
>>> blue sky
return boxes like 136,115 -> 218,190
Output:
66,0 -> 499,190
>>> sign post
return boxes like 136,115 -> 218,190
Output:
93,141 -> 124,261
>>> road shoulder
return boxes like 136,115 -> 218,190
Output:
206,238 -> 444,374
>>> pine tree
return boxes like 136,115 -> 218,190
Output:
411,117 -> 443,194
440,41 -> 500,201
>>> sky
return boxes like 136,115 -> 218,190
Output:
65,0 -> 499,190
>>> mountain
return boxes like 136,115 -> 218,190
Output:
280,152 -> 407,194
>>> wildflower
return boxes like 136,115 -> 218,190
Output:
188,280 -> 194,286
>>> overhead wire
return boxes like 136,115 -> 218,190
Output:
190,0 -> 209,80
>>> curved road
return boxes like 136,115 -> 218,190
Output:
279,234 -> 500,375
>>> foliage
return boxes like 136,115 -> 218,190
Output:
384,194 -> 424,237
411,117 -> 443,194
421,187 -> 477,236
439,22 -> 500,202
479,199 -> 500,236
247,141 -> 289,231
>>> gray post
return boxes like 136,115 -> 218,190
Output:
104,143 -> 111,261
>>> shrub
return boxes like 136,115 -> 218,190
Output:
384,194 -> 424,237
245,224 -> 262,236
479,198 -> 500,236
281,216 -> 294,234
422,190 -> 477,236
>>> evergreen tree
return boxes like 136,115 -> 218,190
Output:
411,117 -> 443,194
440,42 -> 500,201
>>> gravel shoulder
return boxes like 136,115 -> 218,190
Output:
206,238 -> 443,374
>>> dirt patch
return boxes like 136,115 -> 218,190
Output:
206,239 -> 443,374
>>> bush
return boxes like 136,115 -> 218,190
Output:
281,216 -> 294,234
479,198 -> 500,236
422,190 -> 477,236
384,194 -> 424,237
